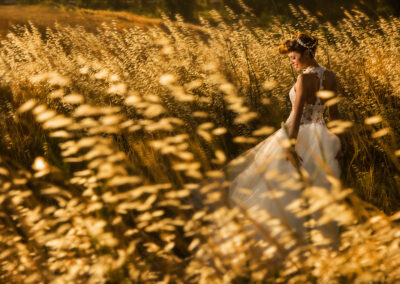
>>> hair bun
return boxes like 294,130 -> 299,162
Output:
296,32 -> 318,48
278,32 -> 318,58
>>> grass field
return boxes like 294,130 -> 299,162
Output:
0,3 -> 162,37
0,3 -> 400,283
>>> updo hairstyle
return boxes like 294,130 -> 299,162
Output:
278,32 -> 318,58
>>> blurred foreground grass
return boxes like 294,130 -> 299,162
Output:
0,3 -> 400,283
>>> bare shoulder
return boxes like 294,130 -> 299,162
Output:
323,69 -> 337,82
323,69 -> 337,90
296,72 -> 318,87
297,72 -> 318,80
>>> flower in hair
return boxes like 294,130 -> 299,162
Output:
296,38 -> 316,49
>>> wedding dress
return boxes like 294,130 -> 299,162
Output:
224,65 -> 342,250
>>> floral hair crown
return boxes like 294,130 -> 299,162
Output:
296,38 -> 316,49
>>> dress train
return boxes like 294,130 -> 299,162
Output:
224,66 -> 342,251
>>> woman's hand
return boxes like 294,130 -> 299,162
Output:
335,134 -> 344,159
286,147 -> 303,168
335,148 -> 343,159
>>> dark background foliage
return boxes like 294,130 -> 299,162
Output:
0,0 -> 399,23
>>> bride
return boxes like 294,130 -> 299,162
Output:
224,32 -> 342,251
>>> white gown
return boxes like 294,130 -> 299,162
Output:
224,65 -> 341,250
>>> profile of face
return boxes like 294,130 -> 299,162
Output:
288,51 -> 311,71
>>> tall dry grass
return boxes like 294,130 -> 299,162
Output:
0,3 -> 400,283
0,4 -> 163,38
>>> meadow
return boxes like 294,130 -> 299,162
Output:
0,3 -> 400,283
0,3 -> 162,38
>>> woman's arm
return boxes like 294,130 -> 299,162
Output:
324,71 -> 340,121
289,74 -> 309,140
325,71 -> 343,159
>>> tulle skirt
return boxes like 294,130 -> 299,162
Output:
224,122 -> 341,250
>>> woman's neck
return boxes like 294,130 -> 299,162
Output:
303,58 -> 319,70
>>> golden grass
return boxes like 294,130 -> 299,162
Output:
0,3 -> 400,283
0,4 -> 162,38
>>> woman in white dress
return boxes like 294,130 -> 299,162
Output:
224,32 -> 342,252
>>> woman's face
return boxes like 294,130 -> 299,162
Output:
288,51 -> 306,71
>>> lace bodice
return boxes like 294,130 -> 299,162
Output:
285,65 -> 326,127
